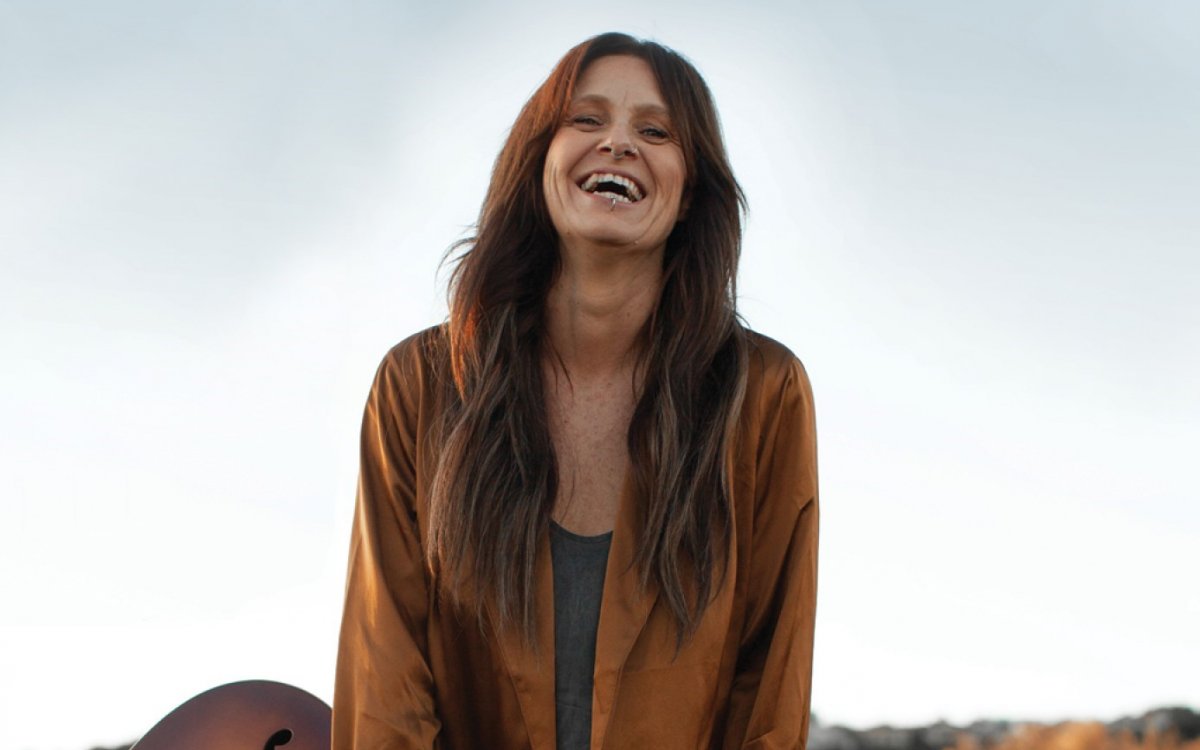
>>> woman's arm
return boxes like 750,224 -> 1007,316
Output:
722,355 -> 820,749
333,339 -> 441,748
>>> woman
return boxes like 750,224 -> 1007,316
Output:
333,32 -> 818,750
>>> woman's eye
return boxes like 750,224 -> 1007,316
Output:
640,126 -> 670,140
572,115 -> 602,127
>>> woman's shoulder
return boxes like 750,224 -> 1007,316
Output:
739,328 -> 818,515
743,328 -> 813,404
369,324 -> 451,410
379,324 -> 449,371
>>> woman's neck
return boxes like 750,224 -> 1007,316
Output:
544,248 -> 663,380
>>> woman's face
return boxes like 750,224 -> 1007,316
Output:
542,55 -> 688,260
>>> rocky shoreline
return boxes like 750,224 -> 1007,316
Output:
88,705 -> 1199,750
808,707 -> 1200,750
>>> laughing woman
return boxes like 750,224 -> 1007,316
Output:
333,32 -> 819,750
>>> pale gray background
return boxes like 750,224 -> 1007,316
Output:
2,2 -> 1197,749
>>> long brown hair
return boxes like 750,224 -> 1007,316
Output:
429,32 -> 748,645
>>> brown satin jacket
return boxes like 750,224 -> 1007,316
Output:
333,326 -> 819,750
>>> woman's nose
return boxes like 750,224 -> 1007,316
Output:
602,128 -> 638,160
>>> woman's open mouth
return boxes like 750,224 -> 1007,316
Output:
578,172 -> 645,204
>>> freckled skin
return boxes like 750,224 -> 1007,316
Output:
541,55 -> 688,535
544,364 -> 635,536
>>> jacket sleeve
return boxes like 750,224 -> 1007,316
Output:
722,355 -> 819,750
333,341 -> 442,749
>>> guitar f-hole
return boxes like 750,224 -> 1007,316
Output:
131,681 -> 329,750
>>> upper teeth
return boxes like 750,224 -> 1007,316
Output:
581,172 -> 643,202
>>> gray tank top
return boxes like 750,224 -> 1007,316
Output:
549,521 -> 612,750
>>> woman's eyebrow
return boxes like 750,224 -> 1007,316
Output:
571,93 -> 670,118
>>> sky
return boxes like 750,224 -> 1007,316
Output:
1,1 -> 1198,749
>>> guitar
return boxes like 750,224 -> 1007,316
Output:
130,680 -> 330,750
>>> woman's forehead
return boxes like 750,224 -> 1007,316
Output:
572,56 -> 668,110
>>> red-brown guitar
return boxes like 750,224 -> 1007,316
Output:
130,680 -> 330,750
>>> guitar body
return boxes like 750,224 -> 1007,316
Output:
130,680 -> 331,750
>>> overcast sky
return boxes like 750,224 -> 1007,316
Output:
2,2 -> 1198,749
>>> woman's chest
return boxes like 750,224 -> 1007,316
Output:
546,378 -> 633,535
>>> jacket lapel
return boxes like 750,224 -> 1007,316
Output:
492,532 -> 557,750
493,472 -> 658,750
590,471 -> 659,750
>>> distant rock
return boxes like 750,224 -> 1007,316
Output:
808,707 -> 1199,750
1108,707 -> 1200,743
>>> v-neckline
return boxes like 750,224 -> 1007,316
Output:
490,469 -> 660,750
